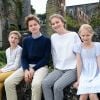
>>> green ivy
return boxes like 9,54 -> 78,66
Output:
65,15 -> 79,31
90,15 -> 100,28
0,51 -> 6,68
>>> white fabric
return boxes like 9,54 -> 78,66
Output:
51,32 -> 81,70
1,45 -> 22,72
73,42 -> 100,94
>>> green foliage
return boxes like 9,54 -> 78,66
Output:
90,4 -> 100,28
65,15 -> 79,31
90,15 -> 100,28
0,51 -> 6,68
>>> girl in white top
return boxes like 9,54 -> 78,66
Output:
42,14 -> 81,100
1,45 -> 22,72
0,31 -> 22,100
73,24 -> 100,100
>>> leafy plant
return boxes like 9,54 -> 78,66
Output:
0,51 -> 6,68
65,15 -> 79,31
90,15 -> 100,28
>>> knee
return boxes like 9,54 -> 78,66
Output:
80,95 -> 88,100
34,82 -> 41,87
89,94 -> 98,100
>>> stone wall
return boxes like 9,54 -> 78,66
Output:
0,0 -> 31,49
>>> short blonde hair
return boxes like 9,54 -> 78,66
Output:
25,14 -> 40,28
9,31 -> 21,40
78,24 -> 94,35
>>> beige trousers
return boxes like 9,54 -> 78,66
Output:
4,66 -> 48,100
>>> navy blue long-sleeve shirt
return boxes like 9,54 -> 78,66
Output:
21,35 -> 51,71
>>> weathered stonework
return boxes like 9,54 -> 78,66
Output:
66,2 -> 99,26
0,0 -> 31,48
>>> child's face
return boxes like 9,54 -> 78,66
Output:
50,17 -> 64,33
28,20 -> 40,34
80,29 -> 93,44
8,34 -> 19,47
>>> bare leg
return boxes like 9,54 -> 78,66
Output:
80,94 -> 88,100
89,93 -> 99,100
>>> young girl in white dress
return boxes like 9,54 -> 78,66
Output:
73,24 -> 100,100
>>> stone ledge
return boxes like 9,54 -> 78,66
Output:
2,81 -> 78,100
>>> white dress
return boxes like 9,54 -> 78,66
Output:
73,42 -> 100,95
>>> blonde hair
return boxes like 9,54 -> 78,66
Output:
9,31 -> 21,40
49,14 -> 66,25
78,24 -> 94,35
25,14 -> 40,28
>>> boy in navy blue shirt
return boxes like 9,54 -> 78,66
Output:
5,14 -> 51,100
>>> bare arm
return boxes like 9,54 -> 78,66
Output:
76,53 -> 82,82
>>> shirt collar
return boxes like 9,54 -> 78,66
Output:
32,33 -> 42,39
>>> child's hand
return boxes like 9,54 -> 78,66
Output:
73,81 -> 79,89
24,69 -> 31,83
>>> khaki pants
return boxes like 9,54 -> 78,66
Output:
0,71 -> 14,100
4,66 -> 48,100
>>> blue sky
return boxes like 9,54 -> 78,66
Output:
31,0 -> 99,14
